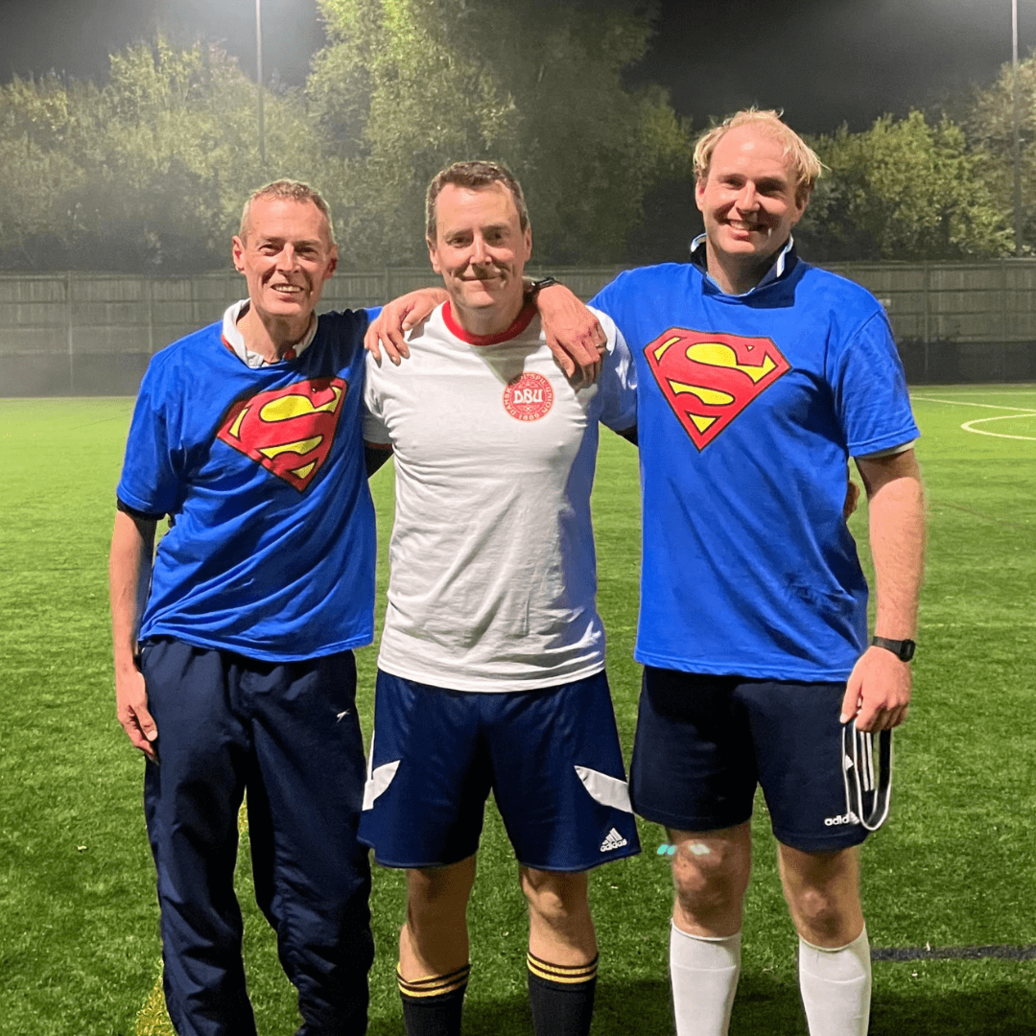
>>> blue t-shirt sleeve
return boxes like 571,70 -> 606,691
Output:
593,314 -> 637,433
589,274 -> 627,340
116,360 -> 183,517
828,308 -> 919,457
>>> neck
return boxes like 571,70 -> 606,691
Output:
444,297 -> 534,346
237,304 -> 311,361
704,240 -> 782,296
450,295 -> 525,339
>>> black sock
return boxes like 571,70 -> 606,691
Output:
527,952 -> 598,1036
398,962 -> 470,1036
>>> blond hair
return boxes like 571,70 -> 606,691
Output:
693,110 -> 822,202
239,180 -> 336,245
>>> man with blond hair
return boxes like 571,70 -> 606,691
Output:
587,109 -> 925,1035
110,180 -> 377,1035
368,110 -> 925,1036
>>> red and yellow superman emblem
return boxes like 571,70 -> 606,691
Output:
644,329 -> 790,450
217,377 -> 347,491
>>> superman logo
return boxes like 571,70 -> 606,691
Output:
217,377 -> 348,491
644,329 -> 790,450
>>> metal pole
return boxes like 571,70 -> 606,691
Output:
253,0 -> 263,169
1013,0 -> 1022,256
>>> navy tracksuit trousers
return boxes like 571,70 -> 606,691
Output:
141,638 -> 373,1036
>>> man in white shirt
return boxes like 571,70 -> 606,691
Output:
359,160 -> 640,1036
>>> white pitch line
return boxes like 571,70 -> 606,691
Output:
912,396 -> 1036,414
960,414 -> 1036,441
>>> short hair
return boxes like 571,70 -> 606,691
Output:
239,179 -> 336,245
426,160 -> 529,240
693,109 -> 822,202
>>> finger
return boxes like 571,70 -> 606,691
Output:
550,342 -> 577,379
119,716 -> 154,757
839,684 -> 860,725
384,326 -> 410,364
882,704 -> 907,729
134,703 -> 158,744
854,701 -> 884,732
363,325 -> 383,362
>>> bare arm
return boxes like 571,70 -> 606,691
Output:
840,449 -> 926,731
531,282 -> 607,386
110,509 -> 159,760
364,288 -> 448,365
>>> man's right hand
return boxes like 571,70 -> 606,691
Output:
116,661 -> 158,762
365,288 -> 448,365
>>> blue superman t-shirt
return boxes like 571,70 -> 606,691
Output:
117,308 -> 376,662
591,257 -> 919,681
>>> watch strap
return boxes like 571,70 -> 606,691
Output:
870,636 -> 916,661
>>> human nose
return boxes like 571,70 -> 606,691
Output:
470,235 -> 489,264
734,183 -> 759,212
275,245 -> 297,270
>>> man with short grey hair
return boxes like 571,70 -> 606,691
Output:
110,180 -> 376,1036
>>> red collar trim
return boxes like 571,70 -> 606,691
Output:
442,300 -> 536,345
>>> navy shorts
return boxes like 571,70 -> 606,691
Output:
629,667 -> 870,852
357,668 -> 641,871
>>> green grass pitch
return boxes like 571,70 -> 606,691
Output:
0,385 -> 1033,1035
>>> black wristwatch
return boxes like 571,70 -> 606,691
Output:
870,636 -> 916,662
526,276 -> 559,296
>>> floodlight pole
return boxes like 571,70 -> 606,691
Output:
1013,0 -> 1021,255
253,0 -> 263,171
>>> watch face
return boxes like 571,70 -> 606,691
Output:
900,639 -> 916,662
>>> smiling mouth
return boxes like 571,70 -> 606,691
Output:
270,283 -> 304,294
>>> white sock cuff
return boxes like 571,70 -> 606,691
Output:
671,922 -> 742,964
799,925 -> 870,981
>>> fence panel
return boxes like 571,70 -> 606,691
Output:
0,262 -> 1034,395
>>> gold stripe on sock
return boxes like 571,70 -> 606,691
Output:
397,962 -> 471,999
527,952 -> 599,985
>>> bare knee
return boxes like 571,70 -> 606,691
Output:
520,868 -> 589,926
406,857 -> 476,931
778,844 -> 863,946
668,826 -> 752,936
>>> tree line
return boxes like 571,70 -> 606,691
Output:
0,0 -> 1029,272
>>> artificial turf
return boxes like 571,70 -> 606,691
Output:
0,386 -> 1032,1035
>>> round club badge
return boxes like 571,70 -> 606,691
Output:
503,371 -> 554,422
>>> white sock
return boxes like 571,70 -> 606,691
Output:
798,926 -> 872,1036
669,921 -> 741,1036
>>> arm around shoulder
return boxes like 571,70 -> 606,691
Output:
531,281 -> 607,385
364,288 -> 448,364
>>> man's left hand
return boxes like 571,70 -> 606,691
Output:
840,645 -> 912,731
365,288 -> 448,364
533,284 -> 607,385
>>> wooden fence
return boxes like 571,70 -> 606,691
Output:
1,262 -> 1035,395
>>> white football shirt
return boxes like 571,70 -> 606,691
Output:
364,302 -> 636,691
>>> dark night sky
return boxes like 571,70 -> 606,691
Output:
1,0 -> 1034,133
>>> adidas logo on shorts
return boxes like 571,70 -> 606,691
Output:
823,811 -> 861,827
600,828 -> 628,852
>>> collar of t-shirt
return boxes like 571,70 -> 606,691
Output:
688,233 -> 798,297
221,299 -> 318,368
